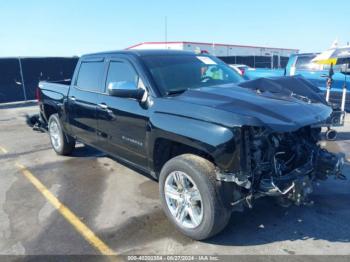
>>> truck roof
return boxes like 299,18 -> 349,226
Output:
82,49 -> 196,58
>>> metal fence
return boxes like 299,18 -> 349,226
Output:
0,57 -> 78,103
218,55 -> 290,69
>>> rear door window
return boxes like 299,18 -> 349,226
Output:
76,61 -> 104,92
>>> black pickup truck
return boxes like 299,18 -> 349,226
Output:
37,50 -> 344,240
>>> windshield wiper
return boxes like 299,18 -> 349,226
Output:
166,89 -> 188,96
291,92 -> 312,103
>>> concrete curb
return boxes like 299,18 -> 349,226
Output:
0,100 -> 37,110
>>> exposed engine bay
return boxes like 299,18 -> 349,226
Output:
219,126 -> 345,209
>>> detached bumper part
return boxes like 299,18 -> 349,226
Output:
315,149 -> 345,180
216,170 -> 251,189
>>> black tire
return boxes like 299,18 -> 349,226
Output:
48,114 -> 75,155
159,154 -> 231,240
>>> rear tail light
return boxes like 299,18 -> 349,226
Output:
35,87 -> 41,101
240,68 -> 245,75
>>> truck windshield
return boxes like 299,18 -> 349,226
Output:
141,54 -> 243,95
295,55 -> 323,71
295,55 -> 342,72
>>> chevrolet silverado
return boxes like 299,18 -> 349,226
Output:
37,50 -> 344,240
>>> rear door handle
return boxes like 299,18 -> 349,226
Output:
69,96 -> 76,101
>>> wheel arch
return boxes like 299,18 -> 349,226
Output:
149,114 -> 243,176
42,103 -> 59,122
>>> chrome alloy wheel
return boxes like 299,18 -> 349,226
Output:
164,171 -> 203,229
49,120 -> 61,150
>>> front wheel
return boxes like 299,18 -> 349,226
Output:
159,154 -> 231,240
48,114 -> 75,155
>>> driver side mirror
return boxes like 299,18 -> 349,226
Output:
108,81 -> 145,101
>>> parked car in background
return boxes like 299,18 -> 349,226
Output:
229,64 -> 251,76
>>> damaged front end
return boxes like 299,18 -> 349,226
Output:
218,126 -> 345,209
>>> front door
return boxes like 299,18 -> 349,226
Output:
96,58 -> 149,169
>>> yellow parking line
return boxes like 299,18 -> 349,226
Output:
0,146 -> 8,154
15,162 -> 117,256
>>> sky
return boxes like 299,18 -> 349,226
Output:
0,0 -> 349,57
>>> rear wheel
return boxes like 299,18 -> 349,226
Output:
48,114 -> 75,155
159,154 -> 231,240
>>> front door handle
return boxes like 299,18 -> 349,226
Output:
98,103 -> 108,110
69,96 -> 76,101
98,103 -> 115,119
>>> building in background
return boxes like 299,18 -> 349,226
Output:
127,41 -> 299,69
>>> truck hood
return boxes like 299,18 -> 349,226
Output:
160,80 -> 332,132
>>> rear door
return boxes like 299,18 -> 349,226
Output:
96,57 -> 150,169
67,57 -> 106,146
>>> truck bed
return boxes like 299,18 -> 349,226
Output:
39,79 -> 71,97
38,79 -> 72,110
